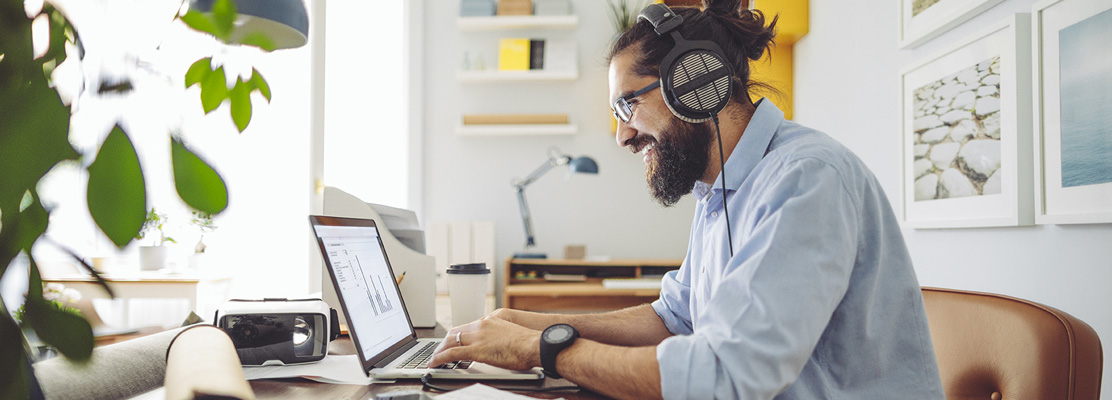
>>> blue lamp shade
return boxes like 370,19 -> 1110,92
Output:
568,156 -> 598,174
190,0 -> 309,49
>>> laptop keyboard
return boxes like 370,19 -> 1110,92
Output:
397,341 -> 473,370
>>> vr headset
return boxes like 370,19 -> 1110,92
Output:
215,298 -> 341,366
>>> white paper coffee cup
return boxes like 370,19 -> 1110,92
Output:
447,263 -> 491,326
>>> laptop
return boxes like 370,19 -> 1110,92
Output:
309,215 -> 545,380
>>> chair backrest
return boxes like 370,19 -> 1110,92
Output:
921,287 -> 1103,400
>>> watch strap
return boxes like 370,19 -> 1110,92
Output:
540,324 -> 577,379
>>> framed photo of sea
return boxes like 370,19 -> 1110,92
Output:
899,14 -> 1034,228
1032,0 -> 1112,224
898,0 -> 1005,49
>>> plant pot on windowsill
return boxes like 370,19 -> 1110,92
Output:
136,208 -> 175,272
138,245 -> 167,271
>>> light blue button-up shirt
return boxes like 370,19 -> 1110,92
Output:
651,100 -> 944,399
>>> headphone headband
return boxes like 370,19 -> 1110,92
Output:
633,3 -> 734,123
638,3 -> 684,36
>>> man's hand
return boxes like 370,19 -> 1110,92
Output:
427,315 -> 542,371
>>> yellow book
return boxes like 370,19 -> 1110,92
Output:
498,38 -> 531,71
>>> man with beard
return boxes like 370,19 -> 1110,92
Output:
428,1 -> 944,399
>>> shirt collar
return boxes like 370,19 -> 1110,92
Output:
708,98 -> 784,191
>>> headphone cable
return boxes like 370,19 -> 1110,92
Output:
712,114 -> 734,258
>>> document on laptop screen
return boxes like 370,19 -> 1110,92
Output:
316,225 -> 410,360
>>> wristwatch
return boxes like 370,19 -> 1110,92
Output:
539,324 -> 579,379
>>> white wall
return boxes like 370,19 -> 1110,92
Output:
420,0 -> 696,301
794,0 -> 1111,396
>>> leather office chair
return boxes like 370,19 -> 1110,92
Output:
921,287 -> 1103,400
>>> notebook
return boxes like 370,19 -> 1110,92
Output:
309,215 -> 544,380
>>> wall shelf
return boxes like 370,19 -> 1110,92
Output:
456,15 -> 578,32
457,69 -> 578,83
457,124 -> 577,137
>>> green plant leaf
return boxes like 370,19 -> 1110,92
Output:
0,70 -> 72,273
43,7 -> 69,64
200,66 -> 227,114
0,192 -> 49,273
181,10 -> 219,38
0,68 -> 77,213
229,79 -> 252,132
239,32 -> 277,52
185,57 -> 212,88
25,259 -> 94,362
0,309 -> 32,400
87,125 -> 147,248
211,0 -> 237,40
171,138 -> 228,215
249,69 -> 270,102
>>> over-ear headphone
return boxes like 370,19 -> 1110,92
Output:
637,3 -> 734,124
637,3 -> 737,258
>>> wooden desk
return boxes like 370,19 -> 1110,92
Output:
503,258 -> 681,312
249,325 -> 604,399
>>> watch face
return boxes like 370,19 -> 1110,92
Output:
545,325 -> 573,343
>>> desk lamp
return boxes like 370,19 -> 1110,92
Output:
512,148 -> 598,259
189,0 -> 310,49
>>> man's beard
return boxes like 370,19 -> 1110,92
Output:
641,118 -> 713,207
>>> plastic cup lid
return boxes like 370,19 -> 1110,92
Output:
447,263 -> 490,274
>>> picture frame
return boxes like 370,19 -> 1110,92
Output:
899,14 -> 1033,228
1032,0 -> 1112,224
898,0 -> 1005,49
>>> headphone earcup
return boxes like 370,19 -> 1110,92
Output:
660,48 -> 733,123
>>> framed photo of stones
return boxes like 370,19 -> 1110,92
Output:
1032,0 -> 1112,224
898,0 -> 1005,49
900,14 -> 1034,228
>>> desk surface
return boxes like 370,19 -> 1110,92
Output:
249,325 -> 606,399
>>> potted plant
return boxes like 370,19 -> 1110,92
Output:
188,211 -> 217,271
136,209 -> 176,271
0,0 -> 297,396
607,0 -> 649,34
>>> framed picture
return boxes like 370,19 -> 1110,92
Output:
899,0 -> 1005,49
1032,0 -> 1112,224
899,14 -> 1033,228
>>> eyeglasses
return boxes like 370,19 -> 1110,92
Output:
612,80 -> 661,123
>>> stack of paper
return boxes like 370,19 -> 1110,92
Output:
602,278 -> 663,290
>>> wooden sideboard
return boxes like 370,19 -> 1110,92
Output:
502,258 -> 681,312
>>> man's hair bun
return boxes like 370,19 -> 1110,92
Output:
702,0 -> 743,18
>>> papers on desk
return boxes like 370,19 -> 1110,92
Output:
601,278 -> 663,290
435,383 -> 565,400
242,354 -> 393,385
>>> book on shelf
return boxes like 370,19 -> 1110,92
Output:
534,0 -> 570,16
529,39 -> 545,70
498,38 -> 531,71
459,0 -> 495,16
602,278 -> 663,290
497,0 -> 533,16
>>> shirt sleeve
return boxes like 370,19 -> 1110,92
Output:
657,158 -> 860,399
652,266 -> 694,335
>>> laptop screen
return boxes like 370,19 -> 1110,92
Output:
310,216 -> 415,366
